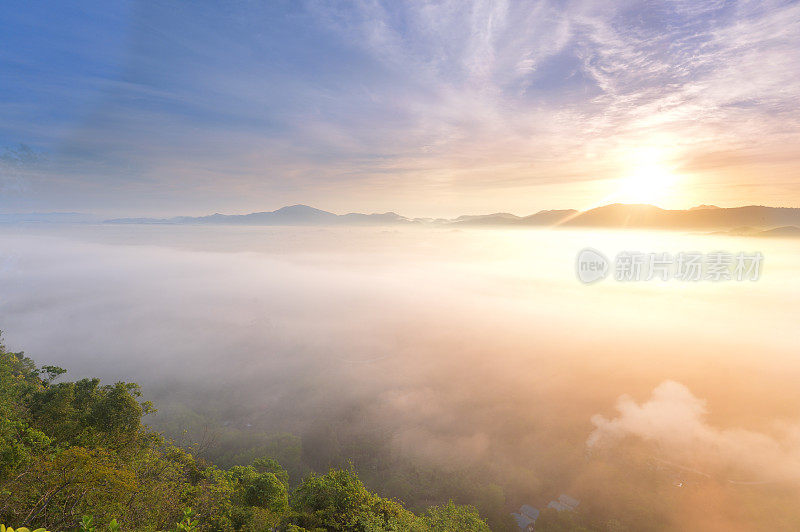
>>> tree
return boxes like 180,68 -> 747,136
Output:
0,336 -> 493,531
290,467 -> 415,531
416,501 -> 490,532
229,461 -> 289,514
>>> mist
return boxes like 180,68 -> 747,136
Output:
1,223 -> 799,530
589,380 -> 800,484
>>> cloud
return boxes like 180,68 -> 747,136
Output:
0,144 -> 46,197
588,380 -> 800,484
3,1 -> 800,214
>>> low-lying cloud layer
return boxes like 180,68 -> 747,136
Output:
589,380 -> 800,484
2,224 -> 800,527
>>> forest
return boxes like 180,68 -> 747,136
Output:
0,335 -> 494,531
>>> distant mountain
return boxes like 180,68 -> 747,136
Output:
757,226 -> 800,237
450,209 -> 579,226
452,213 -> 522,225
177,205 -> 341,225
560,204 -> 800,230
101,203 -> 800,234
340,211 -> 411,225
106,205 -> 415,226
712,225 -> 800,238
521,209 -> 579,225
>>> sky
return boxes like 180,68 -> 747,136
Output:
1,0 -> 799,217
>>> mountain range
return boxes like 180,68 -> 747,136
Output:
4,204 -> 800,235
102,203 -> 800,234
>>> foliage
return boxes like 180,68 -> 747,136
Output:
0,334 -> 491,531
78,515 -> 95,532
175,508 -> 199,531
290,467 -> 416,531
1,526 -> 50,532
417,501 -> 491,532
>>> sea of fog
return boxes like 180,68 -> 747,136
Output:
1,224 -> 799,529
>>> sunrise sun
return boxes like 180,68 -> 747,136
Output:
616,165 -> 678,204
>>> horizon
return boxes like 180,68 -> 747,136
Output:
4,201 -> 800,221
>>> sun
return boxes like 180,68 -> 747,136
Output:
614,163 -> 679,205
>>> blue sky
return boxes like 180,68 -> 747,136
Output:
2,0 -> 799,216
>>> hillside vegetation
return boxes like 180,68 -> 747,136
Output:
0,335 -> 489,532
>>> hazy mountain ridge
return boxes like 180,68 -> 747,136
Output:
561,203 -> 800,230
102,203 -> 800,233
105,205 -> 416,226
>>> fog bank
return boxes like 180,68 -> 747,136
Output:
2,224 -> 799,529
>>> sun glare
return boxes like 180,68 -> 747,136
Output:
607,144 -> 682,206
615,164 -> 678,205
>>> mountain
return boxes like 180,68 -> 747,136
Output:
107,205 -> 415,226
102,203 -> 800,233
521,209 -> 578,225
452,213 -> 522,225
757,225 -> 800,237
560,204 -> 800,230
340,211 -> 411,225
449,209 -> 580,226
179,205 -> 340,225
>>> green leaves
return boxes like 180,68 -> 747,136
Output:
78,516 -> 121,531
290,467 -> 416,531
1,339 -> 493,532
0,525 -> 51,532
79,515 -> 95,532
26,377 -> 150,451
417,501 -> 491,532
228,461 -> 290,514
175,508 -> 198,532
39,366 -> 66,384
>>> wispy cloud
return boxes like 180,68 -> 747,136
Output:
1,0 -> 798,215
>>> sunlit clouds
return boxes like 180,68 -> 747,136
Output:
1,1 -> 799,215
589,380 -> 800,485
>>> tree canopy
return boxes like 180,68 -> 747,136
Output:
0,335 -> 490,531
